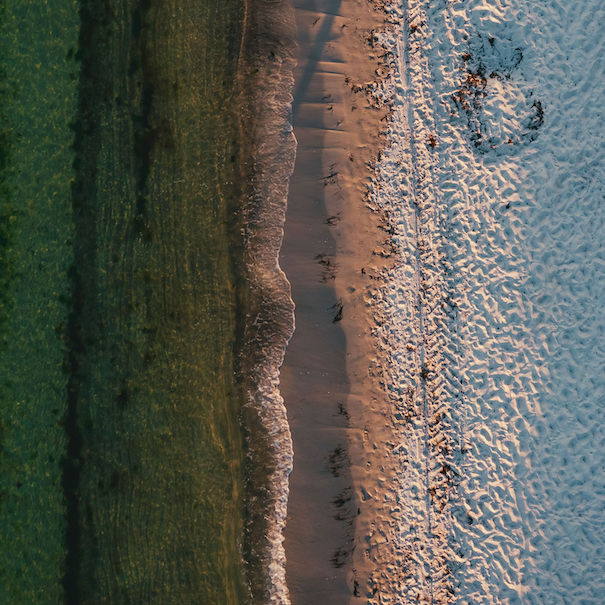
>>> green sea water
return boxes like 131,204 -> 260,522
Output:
1,1 -> 249,602
0,1 -> 79,601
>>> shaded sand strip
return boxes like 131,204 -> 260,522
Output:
280,1 -> 389,602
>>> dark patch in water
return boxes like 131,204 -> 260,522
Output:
131,1 -> 154,243
61,0 -> 115,599
0,87 -> 15,341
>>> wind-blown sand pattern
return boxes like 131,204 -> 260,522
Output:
339,0 -> 605,602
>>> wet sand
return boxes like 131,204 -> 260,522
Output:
280,1 -> 388,602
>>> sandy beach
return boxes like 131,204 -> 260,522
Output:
1,0 -> 602,602
280,1 -> 390,602
281,0 -> 604,603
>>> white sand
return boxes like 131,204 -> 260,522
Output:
343,0 -> 605,602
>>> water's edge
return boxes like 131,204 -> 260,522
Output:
236,1 -> 298,603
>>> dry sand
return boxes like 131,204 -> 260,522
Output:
279,1 -> 392,602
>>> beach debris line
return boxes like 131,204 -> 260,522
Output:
326,444 -> 350,478
321,162 -> 341,187
331,484 -> 356,567
336,401 -> 350,421
325,212 -> 341,226
448,31 -> 544,151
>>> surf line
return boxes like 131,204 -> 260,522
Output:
235,0 -> 298,602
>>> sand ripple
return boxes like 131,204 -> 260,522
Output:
354,0 -> 604,602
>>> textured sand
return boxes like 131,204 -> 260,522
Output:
348,0 -> 604,603
281,0 -> 604,603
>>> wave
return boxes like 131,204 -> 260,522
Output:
237,1 -> 298,603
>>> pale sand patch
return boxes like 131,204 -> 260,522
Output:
279,1 -> 392,603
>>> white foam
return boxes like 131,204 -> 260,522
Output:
240,2 -> 298,603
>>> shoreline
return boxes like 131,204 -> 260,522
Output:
236,1 -> 298,602
1,0 -> 601,602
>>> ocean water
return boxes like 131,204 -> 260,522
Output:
0,1 -> 79,601
0,0 -> 286,602
70,1 -> 249,601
